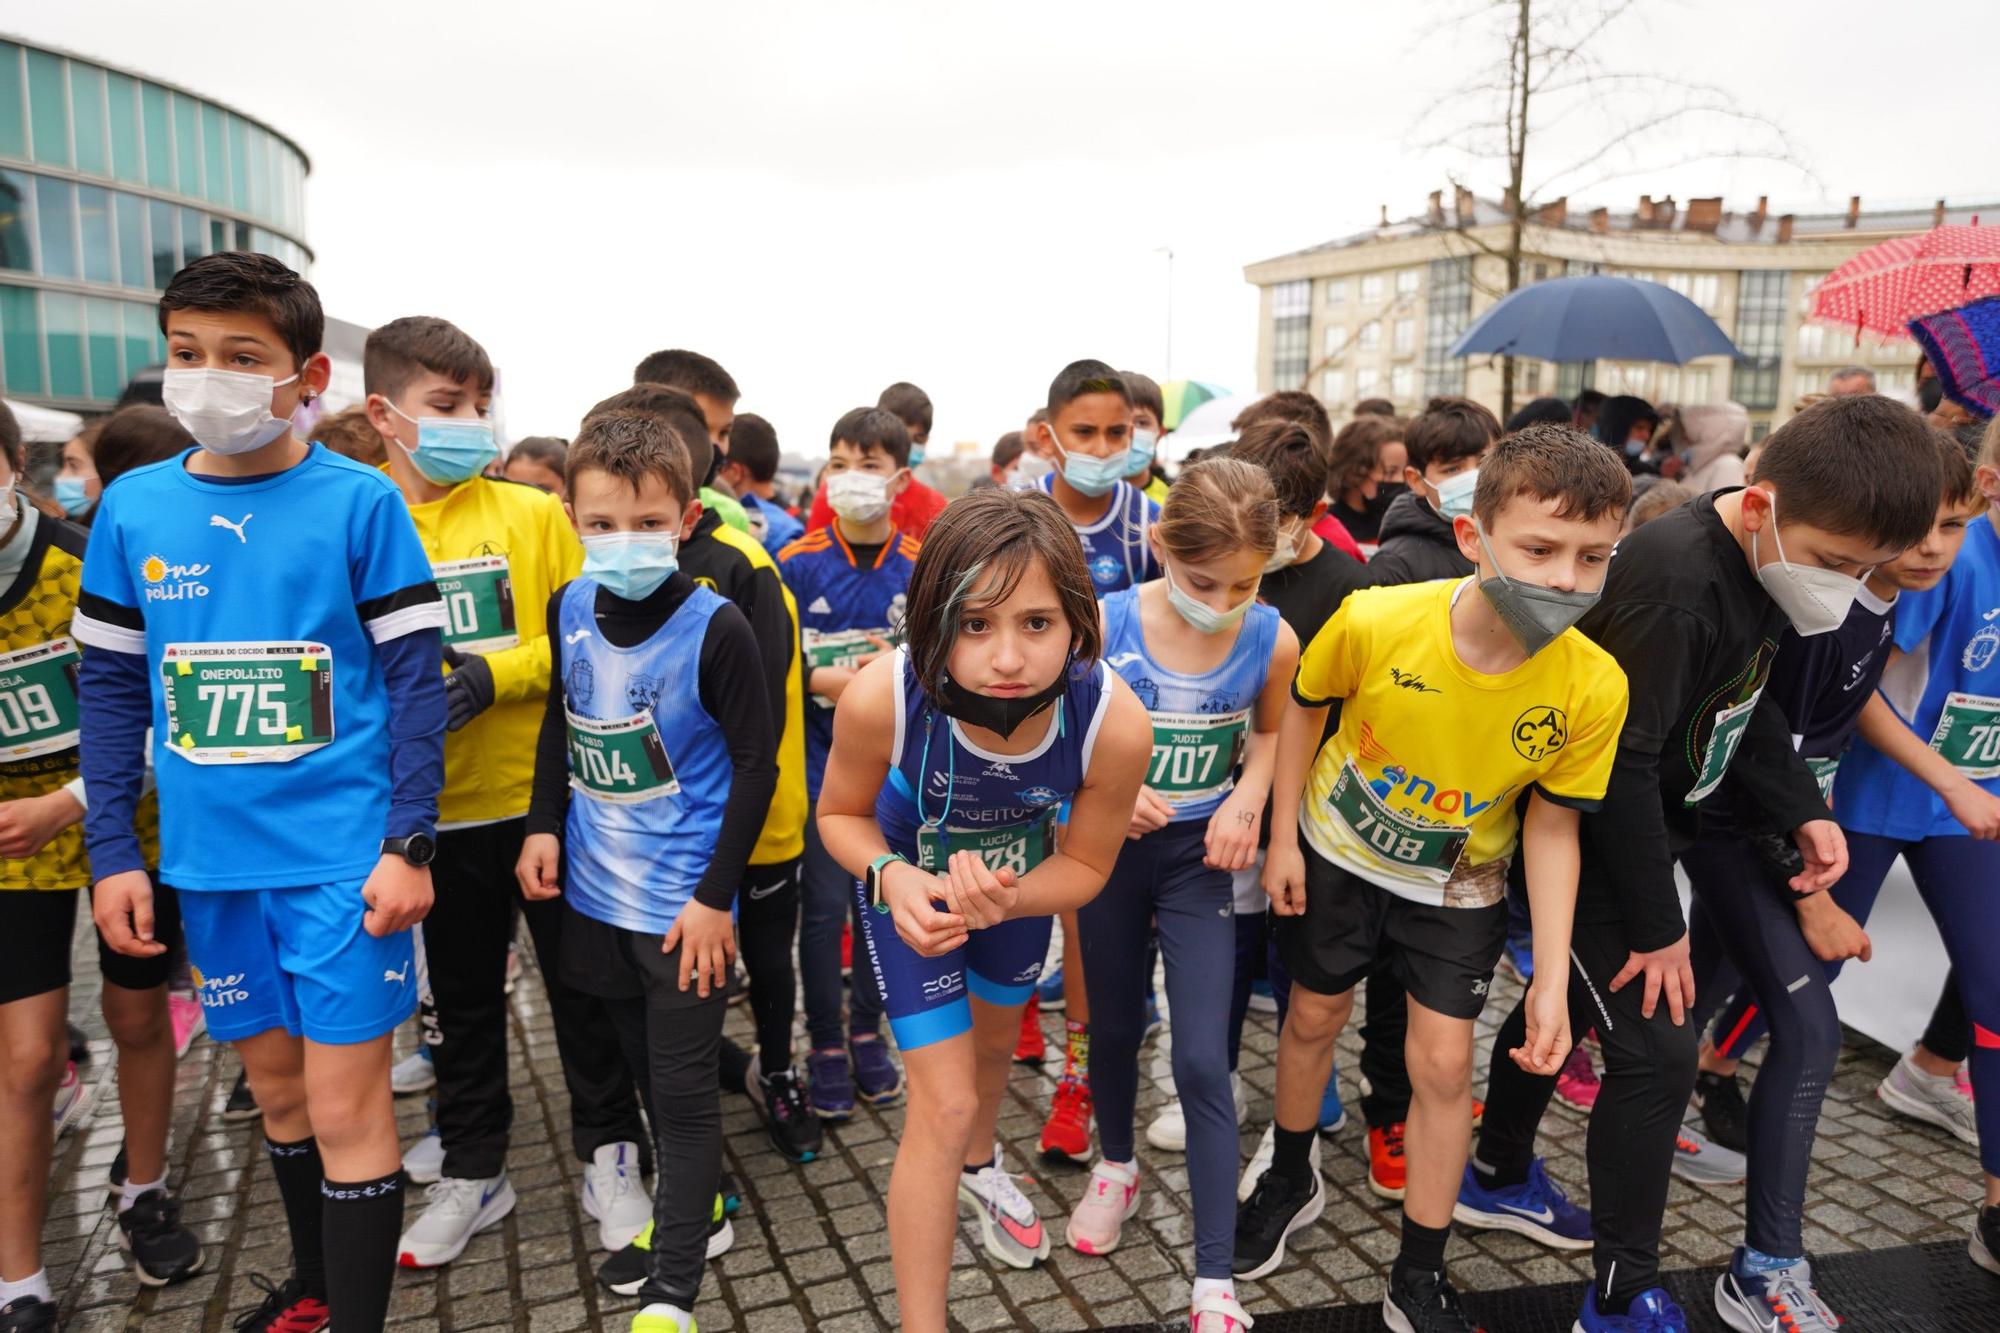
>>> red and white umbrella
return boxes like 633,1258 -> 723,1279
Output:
1808,219 -> 2000,340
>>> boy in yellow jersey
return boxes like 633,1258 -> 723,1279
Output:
361,318 -> 651,1268
1235,426 -> 1633,1332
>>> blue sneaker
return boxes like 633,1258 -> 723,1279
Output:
1501,928 -> 1534,982
1451,1157 -> 1591,1250
1714,1250 -> 1840,1332
1038,965 -> 1066,1011
850,1033 -> 904,1106
1574,1285 -> 1686,1330
1317,1066 -> 1348,1136
806,1047 -> 855,1120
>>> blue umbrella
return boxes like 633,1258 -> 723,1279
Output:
1448,275 -> 1739,364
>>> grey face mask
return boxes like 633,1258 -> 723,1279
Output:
1474,523 -> 1603,656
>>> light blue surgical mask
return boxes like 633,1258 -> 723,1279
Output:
1051,432 -> 1132,498
1427,467 -> 1479,522
1164,561 -> 1255,635
907,444 -> 927,466
383,399 -> 499,485
582,531 -> 680,601
1127,429 -> 1158,476
54,476 -> 92,516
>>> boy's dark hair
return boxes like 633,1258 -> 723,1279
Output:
1505,396 -> 1574,433
1574,389 -> 1607,413
159,252 -> 323,367
1234,390 -> 1333,450
1936,426 -> 1980,508
1354,397 -> 1397,417
587,383 -> 714,487
0,399 -> 18,475
1405,395 -> 1501,473
1328,415 -> 1405,495
632,349 -> 739,403
1472,423 -> 1633,528
95,405 -> 193,487
364,315 -> 495,404
830,407 -> 911,469
992,432 -> 1025,469
1047,359 -> 1129,415
1118,370 -> 1164,422
567,409 -> 694,505
1755,396 -> 1944,550
1230,415 -> 1330,518
876,382 -> 933,437
508,435 -> 568,472
312,405 -> 387,466
727,413 -> 781,482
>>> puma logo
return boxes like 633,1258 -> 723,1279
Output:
564,628 -> 593,645
383,962 -> 410,985
210,513 -> 252,543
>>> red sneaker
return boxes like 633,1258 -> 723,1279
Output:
233,1275 -> 329,1332
1368,1122 -> 1406,1200
1039,1074 -> 1093,1163
1014,993 -> 1047,1064
1555,1044 -> 1600,1111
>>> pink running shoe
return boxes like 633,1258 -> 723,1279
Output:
1957,1064 -> 1977,1102
169,993 -> 205,1057
1065,1159 -> 1140,1255
1555,1042 -> 1600,1111
1191,1289 -> 1254,1331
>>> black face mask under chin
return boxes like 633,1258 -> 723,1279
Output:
933,669 -> 1068,740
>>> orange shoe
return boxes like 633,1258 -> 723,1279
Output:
1014,994 -> 1047,1065
1472,1096 -> 1485,1126
1039,1074 -> 1093,1163
1368,1121 -> 1405,1200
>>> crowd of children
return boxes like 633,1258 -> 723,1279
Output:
0,248 -> 1996,1333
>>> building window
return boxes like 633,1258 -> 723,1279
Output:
1557,361 -> 1595,400
1681,367 -> 1713,402
25,48 -> 70,169
1732,269 -> 1788,411
1360,273 -> 1384,305
1356,366 -> 1379,397
1358,320 -> 1381,350
0,284 -> 44,395
1797,322 -> 1830,359
0,170 -> 32,272
1393,317 -> 1415,355
34,178 -> 75,280
1323,325 -> 1349,358
0,44 -> 25,161
1325,278 -> 1348,307
1422,257 -> 1471,397
1391,365 -> 1415,403
1532,262 -> 1551,284
1271,280 -> 1310,388
1525,362 -> 1543,394
1321,369 -> 1345,404
1691,273 -> 1720,312
1396,268 -> 1421,297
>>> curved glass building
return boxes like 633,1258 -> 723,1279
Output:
0,35 -> 310,410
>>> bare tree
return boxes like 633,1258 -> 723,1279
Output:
1413,0 -> 1808,419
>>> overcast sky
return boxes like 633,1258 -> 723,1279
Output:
15,1 -> 1997,456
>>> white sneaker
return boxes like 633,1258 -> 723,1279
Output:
956,1143 -> 1051,1269
632,1303 -> 695,1332
1237,1122 -> 1320,1203
390,1047 -> 436,1095
1191,1288 -> 1255,1331
52,1060 -> 93,1137
1876,1052 -> 1978,1146
582,1141 -> 652,1251
402,1128 -> 445,1184
395,1173 -> 516,1268
1147,1074 -> 1247,1152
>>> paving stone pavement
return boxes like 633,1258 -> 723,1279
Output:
44,916 -> 1976,1331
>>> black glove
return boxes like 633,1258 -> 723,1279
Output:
442,653 -> 495,732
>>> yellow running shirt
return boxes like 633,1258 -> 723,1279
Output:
1293,578 -> 1627,908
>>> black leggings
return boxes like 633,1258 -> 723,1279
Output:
735,857 -> 801,1075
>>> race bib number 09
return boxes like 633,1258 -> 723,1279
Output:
566,709 -> 679,804
160,642 -> 334,765
0,637 -> 81,761
1928,692 -> 2000,780
1327,760 -> 1467,878
1146,709 -> 1248,802
915,812 -> 1056,876
432,556 -> 519,653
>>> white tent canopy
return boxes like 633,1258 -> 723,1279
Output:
4,398 -> 83,444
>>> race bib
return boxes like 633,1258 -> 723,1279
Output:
160,642 -> 334,765
1327,760 -> 1467,879
915,810 -> 1056,876
0,637 -> 81,761
1807,756 -> 1840,804
1927,692 -> 2000,780
566,709 -> 679,804
1685,690 -> 1762,804
1146,709 -> 1249,803
433,556 -> 519,653
803,627 -> 900,708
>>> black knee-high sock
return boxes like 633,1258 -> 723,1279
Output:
264,1136 -> 327,1297
322,1172 -> 404,1330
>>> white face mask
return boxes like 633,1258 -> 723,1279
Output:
826,470 -> 893,523
1007,452 -> 1056,488
1262,519 -> 1305,574
1751,489 -> 1869,637
1163,561 -> 1256,634
163,368 -> 301,456
1427,467 -> 1479,522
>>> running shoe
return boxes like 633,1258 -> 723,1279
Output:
1368,1122 -> 1406,1200
169,992 -> 206,1057
1691,1069 -> 1749,1154
1038,964 -> 1066,1011
1499,929 -> 1534,983
1238,1123 -> 1321,1202
745,1056 -> 822,1163
1714,1250 -> 1840,1332
402,1127 -> 444,1184
1232,1165 -> 1323,1279
1014,993 -> 1048,1064
1670,1123 -> 1746,1186
105,1143 -> 129,1201
1555,1043 -> 1601,1112
397,1174 -> 516,1267
1065,1159 -> 1141,1255
1573,1286 -> 1686,1331
1147,1073 -> 1246,1153
1452,1159 -> 1591,1250
230,1274 -> 329,1332
117,1186 -> 205,1285
1972,1204 -> 1999,1276
1039,1074 -> 1092,1163
0,1297 -> 56,1333
390,1045 -> 437,1095
850,1032 -> 903,1106
1876,1051 -> 1978,1145
1318,1067 -> 1348,1136
1190,1288 -> 1254,1332
51,1060 -> 91,1137
807,1047 -> 855,1120
1247,978 -> 1277,1015
631,1303 -> 694,1333
582,1141 -> 651,1251
957,1145 -> 1050,1268
598,1197 -> 734,1295
222,1070 -> 260,1123
503,943 -> 522,995
1383,1265 -> 1484,1333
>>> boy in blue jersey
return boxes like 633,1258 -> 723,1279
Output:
778,406 -> 921,1118
74,253 -> 449,1333
719,413 -> 803,557
517,410 -> 777,1333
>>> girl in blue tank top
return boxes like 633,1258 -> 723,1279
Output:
1067,461 -> 1298,1329
816,488 -> 1150,1333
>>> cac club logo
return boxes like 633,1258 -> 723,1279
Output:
1964,624 -> 2000,673
1089,554 -> 1121,586
1018,786 -> 1061,807
1512,706 -> 1568,761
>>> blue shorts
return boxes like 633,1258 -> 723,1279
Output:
852,877 -> 1050,1051
177,879 -> 418,1045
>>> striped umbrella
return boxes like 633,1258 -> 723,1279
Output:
1908,297 -> 2000,418
1159,380 -> 1232,431
1809,219 -> 2000,340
